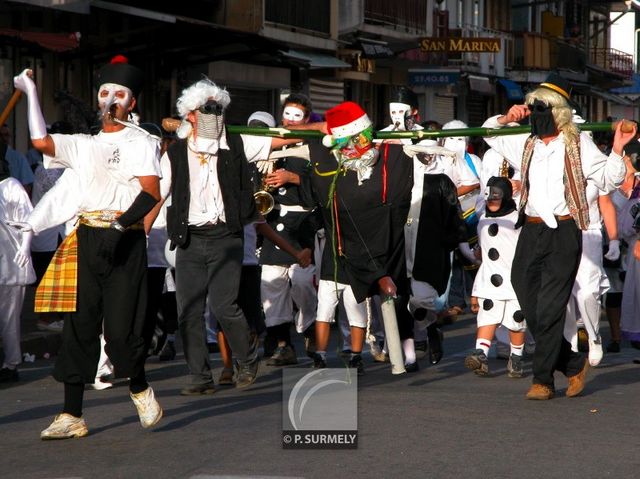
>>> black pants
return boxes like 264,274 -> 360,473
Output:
175,224 -> 256,386
54,225 -> 148,384
238,264 -> 265,335
145,267 -> 178,349
511,219 -> 584,387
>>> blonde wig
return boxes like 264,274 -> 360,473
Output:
525,87 -> 579,143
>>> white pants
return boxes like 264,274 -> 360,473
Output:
476,298 -> 527,331
261,264 -> 317,332
0,285 -> 25,368
564,229 -> 609,350
409,278 -> 439,341
316,280 -> 367,328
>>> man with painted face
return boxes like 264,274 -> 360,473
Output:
482,72 -> 636,400
259,93 -> 318,366
306,101 -> 415,374
12,56 -> 163,439
153,77 -> 260,395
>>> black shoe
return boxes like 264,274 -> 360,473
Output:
236,357 -> 259,389
158,340 -> 176,361
348,354 -> 365,376
180,382 -> 216,396
606,341 -> 621,353
312,353 -> 327,369
0,367 -> 19,383
414,340 -> 428,360
404,362 -> 419,373
339,349 -> 352,359
427,324 -> 444,364
266,345 -> 298,366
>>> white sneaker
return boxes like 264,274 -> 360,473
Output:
87,378 -> 113,390
130,386 -> 163,428
40,413 -> 88,440
588,338 -> 604,366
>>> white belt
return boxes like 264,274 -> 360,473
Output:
274,204 -> 312,213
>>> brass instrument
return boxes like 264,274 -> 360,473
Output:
254,176 -> 275,215
500,158 -> 510,178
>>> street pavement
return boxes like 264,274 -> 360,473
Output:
2,315 -> 640,479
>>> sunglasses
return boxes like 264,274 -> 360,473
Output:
198,101 -> 224,115
528,102 -> 551,113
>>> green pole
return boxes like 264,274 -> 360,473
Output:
227,122 -> 617,140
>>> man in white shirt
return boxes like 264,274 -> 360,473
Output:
13,56 -> 163,438
482,73 -> 635,400
156,78 -> 260,395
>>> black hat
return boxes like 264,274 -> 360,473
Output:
486,176 -> 512,201
96,55 -> 144,98
539,72 -> 572,101
391,86 -> 419,109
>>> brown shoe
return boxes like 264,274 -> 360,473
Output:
566,360 -> 590,397
526,383 -> 555,400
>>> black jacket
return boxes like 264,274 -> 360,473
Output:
165,134 -> 258,248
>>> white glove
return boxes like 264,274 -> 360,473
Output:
6,220 -> 33,233
256,159 -> 275,175
604,239 -> 620,262
14,230 -> 33,268
458,242 -> 481,265
13,69 -> 47,140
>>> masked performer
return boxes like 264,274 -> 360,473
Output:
155,78 -> 260,395
482,73 -> 635,400
307,101 -> 414,374
13,56 -> 163,438
465,177 -> 527,378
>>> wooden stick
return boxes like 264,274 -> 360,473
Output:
0,90 -> 23,127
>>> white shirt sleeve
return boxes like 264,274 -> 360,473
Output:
579,132 -> 625,193
43,133 -> 86,170
131,137 -> 162,178
241,135 -> 272,163
28,169 -> 80,234
481,115 -> 528,169
159,152 -> 172,201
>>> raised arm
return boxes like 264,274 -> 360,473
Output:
13,69 -> 55,157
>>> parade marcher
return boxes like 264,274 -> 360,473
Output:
156,77 -> 260,395
0,146 -> 35,383
482,73 -> 635,400
259,94 -> 318,366
307,101 -> 414,374
465,177 -> 527,378
12,56 -> 164,437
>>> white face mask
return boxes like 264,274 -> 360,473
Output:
282,106 -> 306,125
442,137 -> 467,157
97,83 -> 132,117
389,102 -> 411,130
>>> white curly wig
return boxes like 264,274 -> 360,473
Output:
175,77 -> 231,139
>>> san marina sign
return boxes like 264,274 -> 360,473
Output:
419,37 -> 501,53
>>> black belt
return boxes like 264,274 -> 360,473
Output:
188,222 -> 225,231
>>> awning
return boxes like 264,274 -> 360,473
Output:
280,49 -> 350,70
468,75 -> 494,95
591,89 -> 634,106
497,78 -> 524,100
0,28 -> 80,52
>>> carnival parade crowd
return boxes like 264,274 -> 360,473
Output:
1,56 -> 640,439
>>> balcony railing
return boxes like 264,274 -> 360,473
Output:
363,0 -> 427,32
265,0 -> 330,35
591,48 -> 633,79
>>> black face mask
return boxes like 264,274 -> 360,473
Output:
529,100 -> 556,137
404,111 -> 417,131
485,176 -> 517,218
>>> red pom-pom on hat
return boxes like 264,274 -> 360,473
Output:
110,55 -> 129,64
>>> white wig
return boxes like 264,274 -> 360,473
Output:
175,77 -> 231,139
442,119 -> 469,143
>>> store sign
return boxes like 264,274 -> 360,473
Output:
419,38 -> 501,53
408,70 -> 459,86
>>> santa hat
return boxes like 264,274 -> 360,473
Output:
323,101 -> 372,147
96,55 -> 144,98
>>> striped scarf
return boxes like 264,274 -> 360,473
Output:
520,135 -> 590,230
